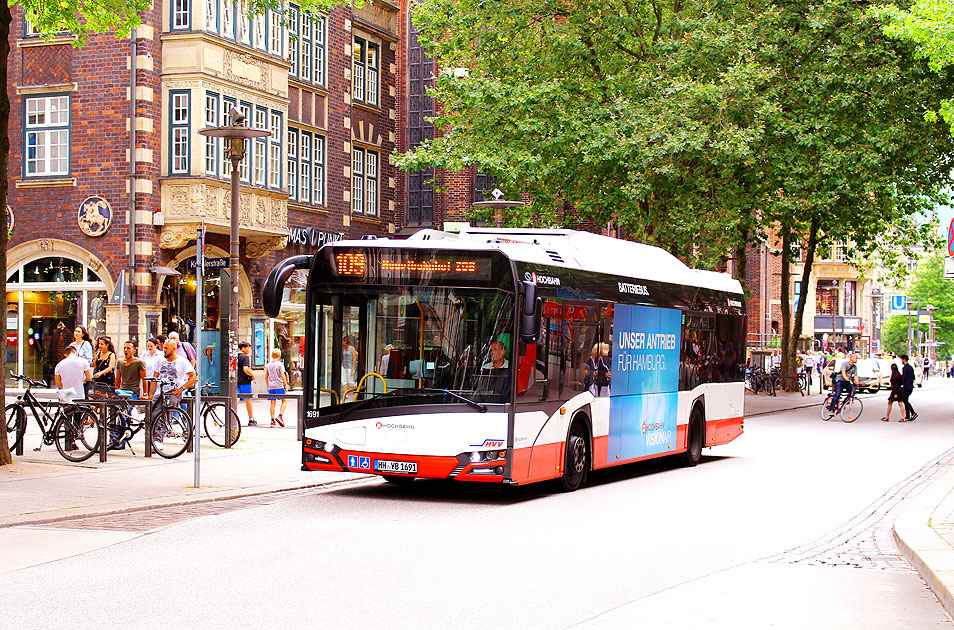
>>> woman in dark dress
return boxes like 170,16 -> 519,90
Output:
92,336 -> 117,390
882,363 -> 904,422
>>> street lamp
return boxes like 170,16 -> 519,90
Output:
472,188 -> 524,227
198,109 -> 269,434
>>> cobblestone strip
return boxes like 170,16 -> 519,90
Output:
35,487 -> 322,533
762,447 -> 954,572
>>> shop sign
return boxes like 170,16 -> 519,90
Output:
287,227 -> 342,248
77,196 -> 113,237
6,334 -> 16,346
186,257 -> 229,271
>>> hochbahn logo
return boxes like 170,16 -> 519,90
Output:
526,272 -> 561,286
375,422 -> 415,430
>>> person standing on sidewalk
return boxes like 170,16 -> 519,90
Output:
265,349 -> 289,427
54,346 -> 92,402
238,341 -> 259,425
900,354 -> 918,422
167,330 -> 196,368
153,338 -> 196,421
115,341 -> 147,399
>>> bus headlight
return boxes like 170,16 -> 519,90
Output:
470,451 -> 482,463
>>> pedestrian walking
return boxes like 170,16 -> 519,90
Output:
900,354 -> 918,421
881,363 -> 904,422
923,355 -> 931,381
238,340 -> 259,425
266,349 -> 289,427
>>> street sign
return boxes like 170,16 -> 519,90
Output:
111,269 -> 130,304
945,256 -> 954,280
891,295 -> 907,310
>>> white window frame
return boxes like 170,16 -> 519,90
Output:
204,92 -> 219,175
313,134 -> 325,205
238,102 -> 251,182
173,0 -> 190,30
254,11 -> 266,50
221,0 -> 234,38
269,10 -> 282,56
352,146 -> 378,215
24,95 -> 70,177
287,6 -> 299,76
205,0 -> 218,32
237,1 -> 250,45
170,91 -> 190,175
287,128 -> 298,200
352,147 -> 364,213
299,132 -> 311,203
221,97 -> 236,177
269,111 -> 282,190
353,36 -> 380,106
253,107 -> 267,186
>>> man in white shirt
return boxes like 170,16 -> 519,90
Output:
54,346 -> 92,402
167,331 -> 197,368
153,339 -> 196,419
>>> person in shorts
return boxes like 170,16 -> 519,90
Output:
238,341 -> 258,425
265,349 -> 289,427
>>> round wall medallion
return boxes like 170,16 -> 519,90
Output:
78,196 -> 112,237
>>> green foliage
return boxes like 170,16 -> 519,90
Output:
880,251 -> 954,355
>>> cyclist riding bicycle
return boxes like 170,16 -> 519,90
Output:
828,352 -> 860,412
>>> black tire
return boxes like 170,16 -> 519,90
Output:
683,406 -> 704,467
5,403 -> 24,453
382,475 -> 415,485
821,395 -> 835,420
558,420 -> 589,492
203,402 -> 241,447
840,398 -> 863,423
53,408 -> 101,463
103,406 -> 129,451
152,407 -> 192,459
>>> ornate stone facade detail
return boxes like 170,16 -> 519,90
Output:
38,239 -> 54,251
223,50 -> 269,92
159,225 -> 199,249
245,236 -> 288,258
159,181 -> 288,248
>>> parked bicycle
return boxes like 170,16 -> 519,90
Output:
5,372 -> 102,462
193,383 -> 241,448
140,377 -> 193,459
745,366 -> 774,395
821,385 -> 863,423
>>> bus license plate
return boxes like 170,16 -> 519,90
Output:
374,460 -> 417,474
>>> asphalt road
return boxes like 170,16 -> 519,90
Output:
4,382 -> 954,629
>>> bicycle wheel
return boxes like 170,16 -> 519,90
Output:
203,402 -> 241,448
840,398 -> 863,423
53,407 -> 101,463
152,407 -> 192,459
103,406 -> 130,450
821,395 -> 835,420
5,403 -> 25,452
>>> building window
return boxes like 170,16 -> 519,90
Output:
222,97 -> 236,177
24,95 -> 70,177
204,92 -> 219,175
221,0 -> 234,38
299,133 -> 311,203
287,6 -> 326,85
269,111 -> 282,189
205,0 -> 217,32
287,127 -> 324,205
287,128 -> 298,200
816,280 -> 839,316
268,10 -> 282,56
253,107 -> 267,186
844,280 -> 857,316
254,12 -> 266,50
237,1 -> 250,45
353,36 -> 379,106
170,91 -> 190,174
238,102 -> 251,182
352,146 -> 378,216
173,0 -> 190,29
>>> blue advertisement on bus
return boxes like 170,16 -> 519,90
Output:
607,304 -> 682,462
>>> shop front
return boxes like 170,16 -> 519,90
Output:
6,256 -> 108,387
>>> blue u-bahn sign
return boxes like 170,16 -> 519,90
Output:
891,295 -> 907,311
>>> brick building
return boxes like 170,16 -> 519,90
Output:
5,1 -> 399,389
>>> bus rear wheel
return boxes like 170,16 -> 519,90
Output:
558,421 -> 589,492
683,407 -> 705,467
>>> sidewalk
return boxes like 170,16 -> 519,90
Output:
0,397 -> 369,528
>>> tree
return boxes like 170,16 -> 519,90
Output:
398,0 -> 954,389
881,251 -> 954,356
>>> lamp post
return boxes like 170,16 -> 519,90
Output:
472,188 -> 524,228
198,110 -> 269,435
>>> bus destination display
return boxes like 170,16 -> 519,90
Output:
333,251 -> 491,281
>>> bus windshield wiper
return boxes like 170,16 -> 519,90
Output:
421,388 -> 487,413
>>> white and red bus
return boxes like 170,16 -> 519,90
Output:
263,228 -> 746,490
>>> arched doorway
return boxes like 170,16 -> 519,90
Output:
6,255 -> 108,387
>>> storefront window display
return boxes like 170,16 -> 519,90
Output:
167,259 -> 222,345
6,257 -> 107,387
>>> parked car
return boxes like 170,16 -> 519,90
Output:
876,358 -> 923,389
822,357 -> 882,393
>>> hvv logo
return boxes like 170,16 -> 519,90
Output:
470,439 -> 505,448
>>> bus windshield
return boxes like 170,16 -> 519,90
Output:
310,287 -> 515,418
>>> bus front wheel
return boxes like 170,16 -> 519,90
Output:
558,421 -> 589,492
683,407 -> 705,467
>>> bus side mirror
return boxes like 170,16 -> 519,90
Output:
520,280 -> 541,344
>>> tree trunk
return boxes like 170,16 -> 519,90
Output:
0,2 -> 12,466
779,229 -> 795,389
790,217 -> 819,359
733,234 -> 747,285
